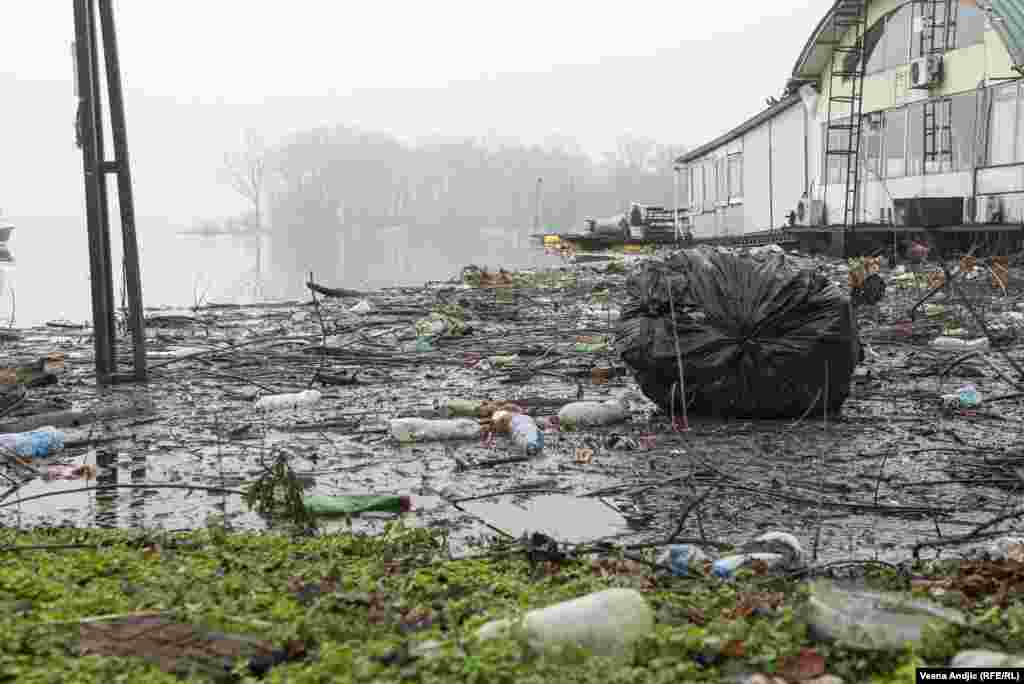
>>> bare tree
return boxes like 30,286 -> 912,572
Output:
221,130 -> 267,274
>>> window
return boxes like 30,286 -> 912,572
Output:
692,164 -> 703,211
954,0 -> 987,49
865,16 -> 889,74
823,117 -> 850,184
907,101 -> 925,176
717,158 -> 728,204
862,115 -> 883,179
883,5 -> 912,71
703,161 -> 715,211
990,83 -> 1019,165
949,91 -> 978,171
728,154 -> 743,200
884,108 -> 907,177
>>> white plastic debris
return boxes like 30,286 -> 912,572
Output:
389,417 -> 482,443
558,397 -> 630,429
349,299 -> 374,314
476,588 -> 654,658
254,389 -> 322,411
930,337 -> 990,351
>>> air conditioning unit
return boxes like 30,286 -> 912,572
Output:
982,196 -> 1005,224
910,55 -> 944,89
795,198 -> 826,226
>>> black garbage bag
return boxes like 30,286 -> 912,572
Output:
615,247 -> 860,419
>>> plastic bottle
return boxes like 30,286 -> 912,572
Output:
956,384 -> 981,408
509,414 -> 544,456
389,417 -> 481,443
659,544 -> 709,577
475,588 -> 654,658
557,398 -> 630,430
0,426 -> 65,458
254,389 -> 322,411
930,337 -> 990,351
711,553 -> 787,579
441,399 -> 484,418
303,494 -> 411,516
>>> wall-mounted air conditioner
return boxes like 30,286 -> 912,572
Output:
795,198 -> 825,226
982,196 -> 1005,224
910,55 -> 944,89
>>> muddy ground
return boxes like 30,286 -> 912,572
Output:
2,245 -> 1024,565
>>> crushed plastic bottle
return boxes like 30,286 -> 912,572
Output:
254,389 -> 322,411
807,580 -> 965,651
475,588 -> 654,658
389,417 -> 481,443
415,336 -> 434,352
711,553 -> 787,579
349,299 -> 374,314
509,414 -> 544,456
558,397 -> 630,430
930,337 -> 990,352
0,426 -> 66,458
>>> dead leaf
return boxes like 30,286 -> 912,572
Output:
777,648 -> 826,682
574,447 -> 594,464
687,607 -> 707,625
721,640 -> 746,658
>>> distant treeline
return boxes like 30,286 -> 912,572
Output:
223,124 -> 687,288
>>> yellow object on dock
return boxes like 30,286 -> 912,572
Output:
543,235 -> 561,245
623,244 -> 643,253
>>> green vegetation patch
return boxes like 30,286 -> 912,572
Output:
0,525 -> 1020,683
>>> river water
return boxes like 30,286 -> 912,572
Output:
0,216 -> 557,327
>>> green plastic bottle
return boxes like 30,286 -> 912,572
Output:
302,495 -> 412,516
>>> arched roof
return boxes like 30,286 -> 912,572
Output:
787,0 -> 1024,93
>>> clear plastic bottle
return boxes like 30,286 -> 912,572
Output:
254,389 -> 322,411
475,588 -> 654,657
509,414 -> 543,456
389,417 -> 481,443
930,337 -> 990,351
0,426 -> 65,458
557,398 -> 630,429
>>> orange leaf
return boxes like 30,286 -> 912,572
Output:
721,640 -> 746,658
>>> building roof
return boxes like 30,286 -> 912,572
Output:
675,94 -> 802,165
789,0 -> 1024,89
990,0 -> 1024,68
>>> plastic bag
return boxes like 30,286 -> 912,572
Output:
615,247 -> 860,419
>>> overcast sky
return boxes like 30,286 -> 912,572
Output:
1,1 -> 825,221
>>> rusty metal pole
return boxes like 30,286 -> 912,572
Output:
73,0 -> 115,382
97,0 -> 147,381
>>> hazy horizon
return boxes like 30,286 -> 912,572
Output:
1,2 -> 826,225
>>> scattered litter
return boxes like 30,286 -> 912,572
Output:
303,494 -> 411,516
389,417 -> 481,443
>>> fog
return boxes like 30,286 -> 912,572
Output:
0,1 -> 826,322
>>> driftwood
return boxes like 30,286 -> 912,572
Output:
0,398 -> 156,433
306,281 -> 365,298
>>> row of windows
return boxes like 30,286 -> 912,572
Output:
848,0 -> 987,77
683,80 -> 1024,214
687,154 -> 743,212
825,82 -> 1024,183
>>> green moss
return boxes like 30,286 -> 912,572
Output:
0,525 -> 1018,682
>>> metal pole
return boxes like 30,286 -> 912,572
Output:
86,0 -> 117,371
73,0 -> 114,381
97,0 -> 147,381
